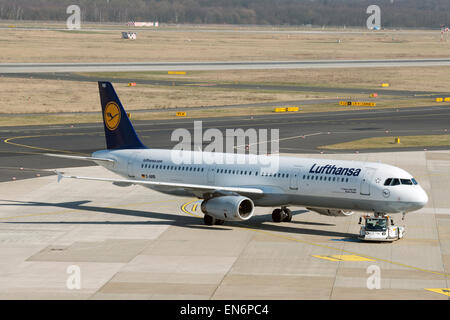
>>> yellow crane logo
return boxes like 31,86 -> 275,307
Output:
104,102 -> 121,131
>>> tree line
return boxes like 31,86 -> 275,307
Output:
0,0 -> 449,28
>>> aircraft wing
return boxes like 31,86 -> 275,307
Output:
45,153 -> 115,165
56,172 -> 264,196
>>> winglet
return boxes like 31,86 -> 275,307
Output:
56,171 -> 64,183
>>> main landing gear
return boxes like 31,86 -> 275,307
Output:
272,206 -> 292,223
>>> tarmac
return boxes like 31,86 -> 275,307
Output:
0,150 -> 449,299
3,59 -> 450,73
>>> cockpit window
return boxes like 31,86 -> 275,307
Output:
385,177 -> 416,186
400,179 -> 413,185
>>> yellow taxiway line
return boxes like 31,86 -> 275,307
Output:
179,199 -> 450,280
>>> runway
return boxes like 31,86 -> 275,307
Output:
3,72 -> 447,98
2,58 -> 450,73
1,105 -> 449,182
0,150 -> 449,299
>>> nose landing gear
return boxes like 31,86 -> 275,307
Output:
272,206 -> 292,222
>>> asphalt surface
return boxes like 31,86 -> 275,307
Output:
1,105 -> 449,182
3,72 -> 448,98
2,58 -> 450,73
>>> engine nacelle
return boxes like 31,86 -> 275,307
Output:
307,207 -> 354,217
201,196 -> 255,221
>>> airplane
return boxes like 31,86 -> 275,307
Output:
49,81 -> 428,227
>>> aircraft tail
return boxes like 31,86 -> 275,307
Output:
98,81 -> 146,150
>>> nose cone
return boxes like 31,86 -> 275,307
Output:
418,188 -> 429,207
411,188 -> 428,211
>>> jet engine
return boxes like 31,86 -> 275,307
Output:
306,207 -> 354,217
201,196 -> 255,221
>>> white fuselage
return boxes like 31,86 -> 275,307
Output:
92,148 -> 428,214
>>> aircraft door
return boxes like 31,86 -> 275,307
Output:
360,167 -> 376,196
207,167 -> 215,185
289,171 -> 299,190
127,153 -> 138,178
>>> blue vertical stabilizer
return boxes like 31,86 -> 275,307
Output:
98,81 -> 147,150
